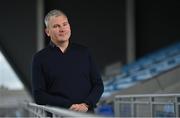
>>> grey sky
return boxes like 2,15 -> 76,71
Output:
0,51 -> 24,90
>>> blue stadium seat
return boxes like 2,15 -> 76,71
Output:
103,41 -> 180,98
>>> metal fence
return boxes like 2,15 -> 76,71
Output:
114,93 -> 180,117
23,102 -> 99,117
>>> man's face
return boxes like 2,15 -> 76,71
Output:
45,15 -> 71,44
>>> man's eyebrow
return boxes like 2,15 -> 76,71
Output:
63,21 -> 69,24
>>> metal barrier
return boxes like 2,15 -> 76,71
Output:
23,102 -> 99,117
114,93 -> 180,117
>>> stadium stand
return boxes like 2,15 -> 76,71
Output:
96,41 -> 180,116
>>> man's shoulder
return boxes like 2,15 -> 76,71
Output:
71,43 -> 89,52
33,47 -> 50,59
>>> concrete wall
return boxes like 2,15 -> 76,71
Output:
136,0 -> 180,58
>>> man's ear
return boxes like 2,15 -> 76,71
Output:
45,28 -> 50,36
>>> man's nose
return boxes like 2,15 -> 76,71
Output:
58,26 -> 65,30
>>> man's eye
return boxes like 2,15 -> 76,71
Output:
53,25 -> 60,28
63,23 -> 68,26
53,25 -> 58,28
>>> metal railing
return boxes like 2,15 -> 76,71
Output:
23,102 -> 99,117
114,93 -> 180,117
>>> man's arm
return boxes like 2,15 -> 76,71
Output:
31,54 -> 72,108
83,50 -> 104,108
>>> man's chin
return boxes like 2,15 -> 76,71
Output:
57,39 -> 69,43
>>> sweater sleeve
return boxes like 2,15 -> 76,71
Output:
84,50 -> 104,108
31,54 -> 72,108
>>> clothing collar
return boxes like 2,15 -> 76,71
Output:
49,40 -> 72,53
49,40 -> 72,47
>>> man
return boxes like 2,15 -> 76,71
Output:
31,9 -> 104,113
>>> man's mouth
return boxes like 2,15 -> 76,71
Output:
59,32 -> 68,36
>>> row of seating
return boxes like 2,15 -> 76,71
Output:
102,42 -> 180,98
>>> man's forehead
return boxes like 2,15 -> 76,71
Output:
50,15 -> 67,20
47,15 -> 69,27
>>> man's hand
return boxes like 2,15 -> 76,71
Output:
69,103 -> 89,112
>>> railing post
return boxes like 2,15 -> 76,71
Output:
131,97 -> 134,117
150,96 -> 153,117
175,96 -> 179,117
114,97 -> 120,117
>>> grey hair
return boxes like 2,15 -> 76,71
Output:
44,9 -> 67,27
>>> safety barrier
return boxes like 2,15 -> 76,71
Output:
114,93 -> 180,117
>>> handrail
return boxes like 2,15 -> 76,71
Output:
115,93 -> 180,98
23,102 -> 99,117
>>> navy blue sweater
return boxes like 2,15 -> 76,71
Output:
31,41 -> 104,109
